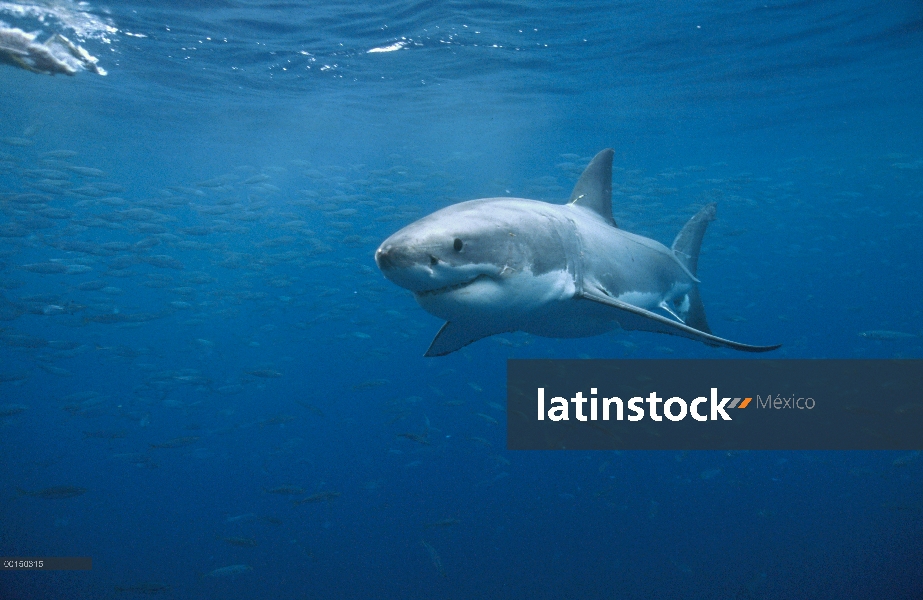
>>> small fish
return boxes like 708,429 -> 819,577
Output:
0,372 -> 29,383
71,185 -> 107,197
295,401 -> 325,417
114,582 -> 170,594
22,262 -> 70,274
83,430 -> 126,439
397,432 -> 430,445
150,436 -> 199,449
475,413 -> 499,425
195,177 -> 230,188
859,330 -> 917,340
259,415 -> 296,427
247,369 -> 283,378
351,378 -> 389,390
2,137 -> 34,147
265,485 -> 306,495
700,468 -> 722,480
0,404 -> 28,417
225,513 -> 256,523
48,340 -> 81,350
421,540 -> 447,578
203,564 -> 252,578
179,226 -> 213,236
41,150 -> 78,159
64,165 -> 106,177
77,280 -> 108,291
220,536 -> 258,547
892,452 -> 920,467
111,453 -> 158,469
145,255 -> 184,270
17,486 -> 87,499
424,518 -> 460,528
292,491 -> 341,506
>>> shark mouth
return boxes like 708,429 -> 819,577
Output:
414,274 -> 489,298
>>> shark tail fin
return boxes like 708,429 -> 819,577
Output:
671,202 -> 716,276
672,203 -> 717,334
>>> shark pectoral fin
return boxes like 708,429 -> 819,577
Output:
577,290 -> 781,353
425,321 -> 505,357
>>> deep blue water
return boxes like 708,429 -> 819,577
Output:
1,1 -> 922,598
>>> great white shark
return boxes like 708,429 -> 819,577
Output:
375,149 -> 780,356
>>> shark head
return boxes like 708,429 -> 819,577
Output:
375,200 -> 503,294
375,198 -> 572,322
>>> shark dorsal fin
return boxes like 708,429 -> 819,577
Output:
568,148 -> 615,226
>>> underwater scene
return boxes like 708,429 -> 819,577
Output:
1,0 -> 922,598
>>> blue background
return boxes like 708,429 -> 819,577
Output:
1,1 -> 921,598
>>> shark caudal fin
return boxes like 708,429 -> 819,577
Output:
568,148 -> 615,226
671,203 -> 717,333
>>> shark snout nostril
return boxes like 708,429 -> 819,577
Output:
429,255 -> 439,266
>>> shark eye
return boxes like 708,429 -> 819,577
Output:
453,238 -> 463,252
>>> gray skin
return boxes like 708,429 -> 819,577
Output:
375,149 -> 780,356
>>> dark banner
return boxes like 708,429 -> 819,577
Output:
507,360 -> 923,450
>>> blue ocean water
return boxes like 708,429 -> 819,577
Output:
1,0 -> 922,598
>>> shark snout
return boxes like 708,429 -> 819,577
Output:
375,240 -> 435,292
376,236 -> 477,294
374,243 -> 415,272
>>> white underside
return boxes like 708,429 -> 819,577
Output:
416,268 -> 575,325
417,267 -> 694,340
